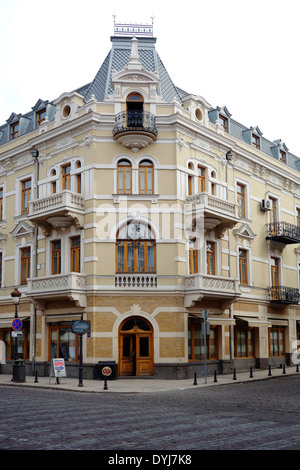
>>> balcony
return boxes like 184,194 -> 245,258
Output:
266,222 -> 300,245
185,273 -> 241,307
269,286 -> 300,304
115,273 -> 157,289
28,190 -> 84,236
26,273 -> 87,308
185,192 -> 240,238
113,111 -> 157,152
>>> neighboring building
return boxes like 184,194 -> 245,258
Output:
1,22 -> 300,379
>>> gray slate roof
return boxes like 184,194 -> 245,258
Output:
0,34 -> 299,175
82,36 -> 183,104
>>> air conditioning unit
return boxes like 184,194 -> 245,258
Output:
261,199 -> 272,211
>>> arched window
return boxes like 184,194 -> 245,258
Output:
117,159 -> 132,194
116,221 -> 156,273
139,160 -> 154,194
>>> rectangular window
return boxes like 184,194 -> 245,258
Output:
219,115 -> 228,132
237,183 -> 245,218
239,249 -> 248,285
0,252 -> 2,287
21,179 -> 31,214
271,257 -> 279,300
279,150 -> 286,163
206,241 -> 215,275
0,187 -> 3,220
189,239 -> 198,274
297,208 -> 300,227
269,327 -> 285,357
62,164 -> 71,190
37,108 -> 47,126
52,240 -> 61,275
188,318 -> 218,360
251,133 -> 259,149
235,327 -> 255,358
49,323 -> 78,361
198,166 -> 205,192
116,240 -> 156,273
70,236 -> 80,272
21,247 -> 31,285
10,121 -> 19,140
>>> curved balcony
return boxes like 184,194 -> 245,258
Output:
28,190 -> 84,236
113,111 -> 158,152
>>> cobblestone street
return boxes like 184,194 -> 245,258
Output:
1,375 -> 300,452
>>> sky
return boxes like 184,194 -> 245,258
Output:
0,0 -> 300,155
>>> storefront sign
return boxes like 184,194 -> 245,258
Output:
52,358 -> 66,377
71,320 -> 91,335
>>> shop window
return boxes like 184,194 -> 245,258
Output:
49,322 -> 78,362
269,327 -> 285,357
4,326 -> 30,360
188,317 -> 218,360
234,326 -> 254,358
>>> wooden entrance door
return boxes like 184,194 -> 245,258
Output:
119,317 -> 154,376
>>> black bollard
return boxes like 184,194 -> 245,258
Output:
233,368 -> 237,380
296,363 -> 299,373
213,370 -> 217,383
34,370 -> 38,383
283,364 -> 286,374
193,372 -> 197,385
250,366 -> 253,378
268,365 -> 272,376
103,378 -> 108,390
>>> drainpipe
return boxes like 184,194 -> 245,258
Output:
31,148 -> 39,375
226,150 -> 233,369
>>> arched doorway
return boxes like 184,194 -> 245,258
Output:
126,93 -> 144,128
119,316 -> 154,376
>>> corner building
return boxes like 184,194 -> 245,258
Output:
1,24 -> 300,379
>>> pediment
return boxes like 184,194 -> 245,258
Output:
233,223 -> 256,240
11,221 -> 34,238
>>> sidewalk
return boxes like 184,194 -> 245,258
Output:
0,365 -> 299,393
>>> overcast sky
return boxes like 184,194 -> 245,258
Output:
1,0 -> 299,155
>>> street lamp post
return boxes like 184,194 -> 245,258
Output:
11,288 -> 24,382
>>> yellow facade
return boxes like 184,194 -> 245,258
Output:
0,30 -> 300,380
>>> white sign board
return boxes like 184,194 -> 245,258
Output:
52,358 -> 66,377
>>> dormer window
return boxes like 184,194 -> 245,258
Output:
37,108 -> 46,126
251,133 -> 260,149
10,121 -> 19,140
219,115 -> 228,132
279,150 -> 286,163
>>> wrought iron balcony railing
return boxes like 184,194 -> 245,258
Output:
269,286 -> 300,304
266,222 -> 300,244
113,111 -> 158,137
